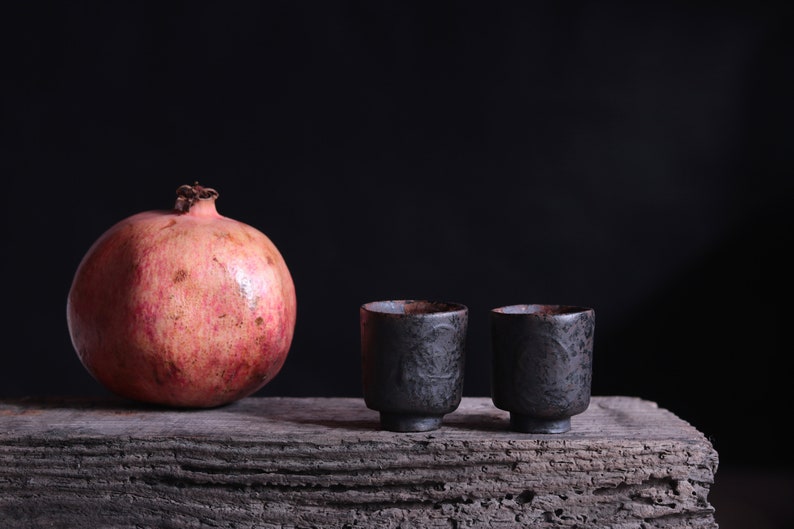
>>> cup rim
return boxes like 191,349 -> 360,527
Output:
491,304 -> 593,317
361,299 -> 468,317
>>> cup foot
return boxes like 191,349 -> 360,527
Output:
510,413 -> 571,434
380,413 -> 443,432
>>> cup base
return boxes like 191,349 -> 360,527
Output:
510,413 -> 571,434
380,413 -> 443,432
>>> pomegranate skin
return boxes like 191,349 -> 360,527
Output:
66,186 -> 297,408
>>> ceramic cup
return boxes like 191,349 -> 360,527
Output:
491,304 -> 595,433
360,300 -> 468,432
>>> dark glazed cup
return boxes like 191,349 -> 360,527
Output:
360,300 -> 468,432
491,304 -> 595,434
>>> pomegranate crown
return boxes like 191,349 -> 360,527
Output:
174,182 -> 219,213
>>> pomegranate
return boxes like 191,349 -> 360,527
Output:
66,183 -> 297,408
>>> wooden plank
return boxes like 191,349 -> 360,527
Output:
0,396 -> 718,528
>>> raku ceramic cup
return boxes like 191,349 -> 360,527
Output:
360,300 -> 468,432
491,304 -> 595,433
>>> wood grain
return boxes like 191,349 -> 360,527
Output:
0,396 -> 718,528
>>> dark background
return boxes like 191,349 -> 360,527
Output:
3,2 -> 792,526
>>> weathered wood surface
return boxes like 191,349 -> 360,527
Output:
0,396 -> 718,529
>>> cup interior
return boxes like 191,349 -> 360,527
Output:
363,300 -> 466,315
493,304 -> 591,315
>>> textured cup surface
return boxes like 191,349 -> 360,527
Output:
491,304 -> 594,433
360,300 -> 468,432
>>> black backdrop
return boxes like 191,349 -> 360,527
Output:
3,1 -> 792,475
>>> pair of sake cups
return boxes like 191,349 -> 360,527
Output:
360,300 -> 595,433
